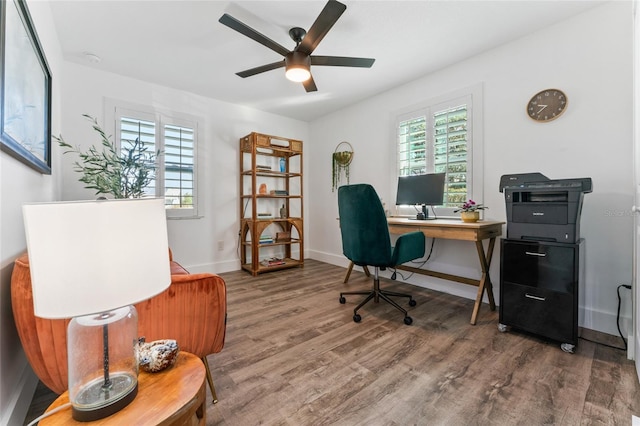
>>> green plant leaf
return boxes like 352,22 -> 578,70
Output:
55,115 -> 162,199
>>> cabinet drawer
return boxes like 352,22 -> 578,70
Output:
500,282 -> 576,344
501,239 -> 577,293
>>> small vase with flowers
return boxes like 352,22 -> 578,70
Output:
454,199 -> 487,223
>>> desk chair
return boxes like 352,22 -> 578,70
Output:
338,184 -> 426,325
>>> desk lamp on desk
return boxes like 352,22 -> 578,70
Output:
395,172 -> 446,220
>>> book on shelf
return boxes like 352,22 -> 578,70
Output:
257,212 -> 273,219
259,236 -> 273,244
260,257 -> 286,266
269,190 -> 289,196
256,164 -> 272,171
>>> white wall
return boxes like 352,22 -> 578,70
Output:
58,63 -> 310,274
308,1 -> 634,337
0,1 -> 64,424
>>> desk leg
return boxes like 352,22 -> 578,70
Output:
344,262 -> 371,283
344,262 -> 355,283
470,237 -> 497,325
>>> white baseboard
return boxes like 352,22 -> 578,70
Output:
182,258 -> 240,274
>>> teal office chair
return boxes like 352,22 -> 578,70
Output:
338,184 -> 426,325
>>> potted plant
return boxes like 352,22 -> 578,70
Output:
54,115 -> 161,199
453,199 -> 487,222
332,141 -> 354,192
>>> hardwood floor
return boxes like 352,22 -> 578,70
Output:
25,259 -> 640,425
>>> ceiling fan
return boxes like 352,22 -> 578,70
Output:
218,0 -> 375,92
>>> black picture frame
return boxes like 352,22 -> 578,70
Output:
0,0 -> 52,174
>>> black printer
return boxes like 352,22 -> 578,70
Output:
499,173 -> 592,243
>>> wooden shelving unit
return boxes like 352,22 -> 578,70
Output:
239,132 -> 303,275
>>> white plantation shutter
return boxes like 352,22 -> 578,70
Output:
396,91 -> 478,213
120,117 -> 157,197
433,104 -> 469,206
114,106 -> 199,218
398,115 -> 428,176
163,124 -> 194,209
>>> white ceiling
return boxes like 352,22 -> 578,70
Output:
48,0 -> 605,122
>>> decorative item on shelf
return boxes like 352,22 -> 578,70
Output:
280,204 -> 287,218
279,157 -> 286,172
270,189 -> 288,195
22,198 -> 171,421
259,183 -> 268,194
332,141 -> 353,192
136,338 -> 179,373
453,199 -> 488,223
54,115 -> 161,199
260,257 -> 285,267
276,231 -> 291,242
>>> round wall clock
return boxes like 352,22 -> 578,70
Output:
527,89 -> 568,122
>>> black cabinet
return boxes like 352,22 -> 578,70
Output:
499,238 -> 583,352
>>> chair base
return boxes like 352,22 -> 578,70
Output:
339,267 -> 415,325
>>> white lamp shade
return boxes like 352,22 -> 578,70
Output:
23,198 -> 171,319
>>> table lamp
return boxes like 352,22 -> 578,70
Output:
22,198 -> 171,421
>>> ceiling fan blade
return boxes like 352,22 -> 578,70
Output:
303,75 -> 318,92
236,60 -> 285,78
311,56 -> 375,68
296,0 -> 346,55
219,14 -> 290,57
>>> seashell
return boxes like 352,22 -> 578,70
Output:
136,338 -> 179,373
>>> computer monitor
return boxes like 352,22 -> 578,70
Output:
396,172 -> 446,220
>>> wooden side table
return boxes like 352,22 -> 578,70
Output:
40,351 -> 206,425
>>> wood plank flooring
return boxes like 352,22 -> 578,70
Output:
25,259 -> 640,425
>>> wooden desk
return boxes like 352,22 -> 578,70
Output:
387,217 -> 504,325
40,351 -> 206,426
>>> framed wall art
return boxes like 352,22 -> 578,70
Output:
1,0 -> 52,174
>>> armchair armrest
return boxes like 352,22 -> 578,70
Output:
135,272 -> 227,357
391,231 -> 426,266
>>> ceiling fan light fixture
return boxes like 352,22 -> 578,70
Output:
285,67 -> 311,82
285,52 -> 311,82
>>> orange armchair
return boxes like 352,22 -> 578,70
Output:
10,251 -> 227,402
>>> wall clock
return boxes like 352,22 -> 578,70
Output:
527,89 -> 568,122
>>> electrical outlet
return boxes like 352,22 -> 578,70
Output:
217,240 -> 224,251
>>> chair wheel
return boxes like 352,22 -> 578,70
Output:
339,296 -> 346,304
353,314 -> 362,323
409,299 -> 417,307
404,316 -> 413,325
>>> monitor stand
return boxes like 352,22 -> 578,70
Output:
416,205 -> 427,220
416,204 -> 436,220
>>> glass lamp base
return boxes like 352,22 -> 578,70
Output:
71,373 -> 138,422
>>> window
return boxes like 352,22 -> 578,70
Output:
394,85 -> 483,217
163,124 -> 195,209
109,102 -> 200,218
